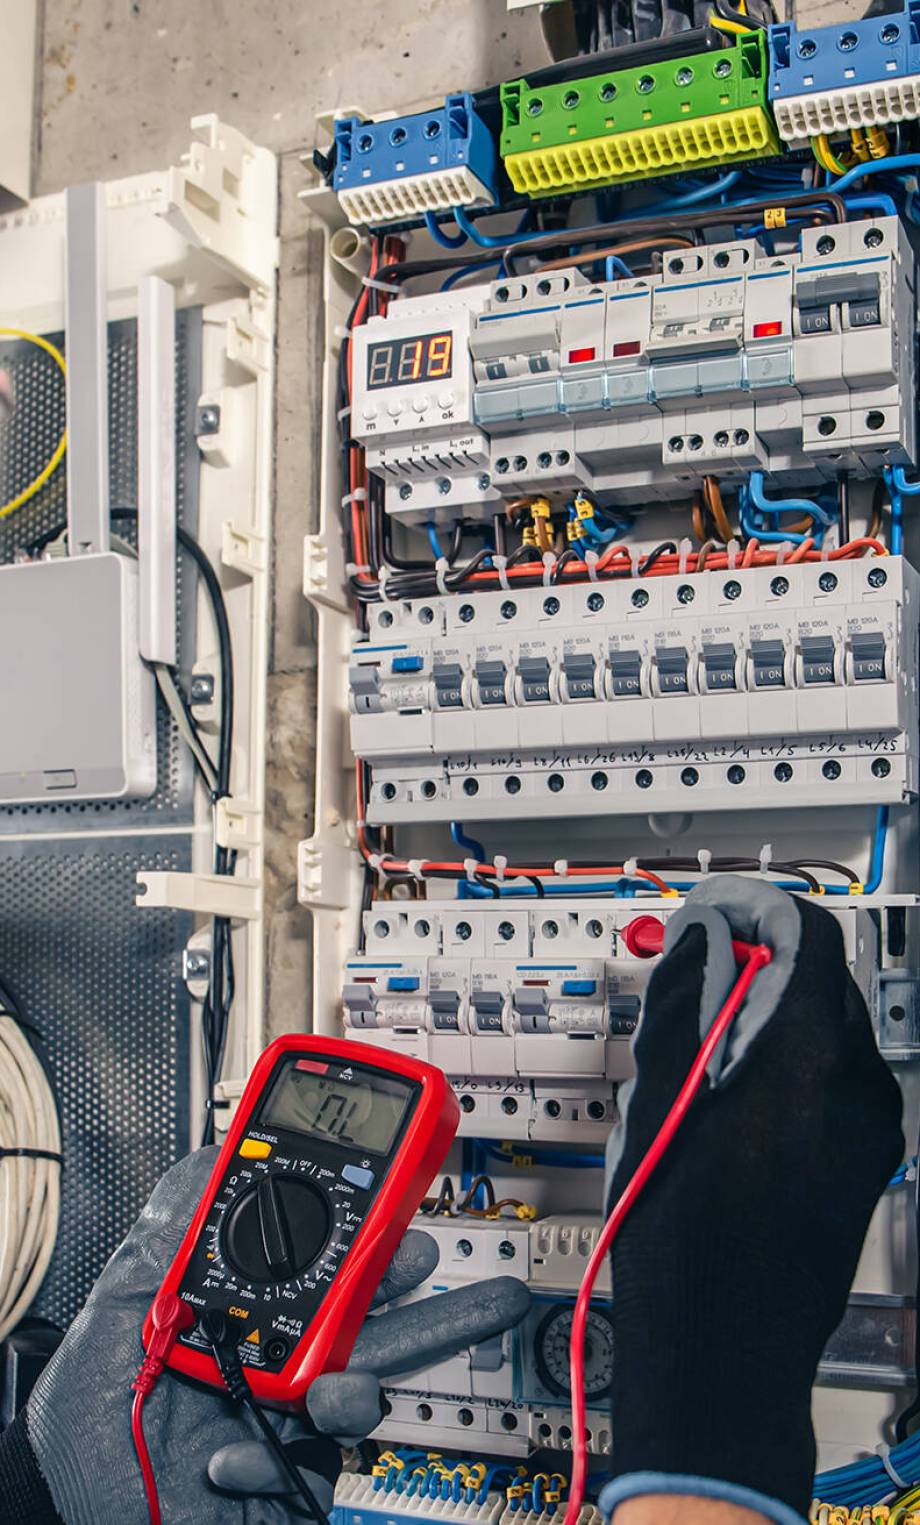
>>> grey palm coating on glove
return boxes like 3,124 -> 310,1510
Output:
606,876 -> 803,1188
27,1147 -> 532,1524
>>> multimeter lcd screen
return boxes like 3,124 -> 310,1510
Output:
366,332 -> 452,390
262,1064 -> 412,1155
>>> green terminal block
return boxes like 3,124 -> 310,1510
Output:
500,31 -> 780,197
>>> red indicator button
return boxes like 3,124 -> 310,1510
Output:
568,346 -> 596,364
752,320 -> 783,338
295,1059 -> 330,1074
612,340 -> 641,357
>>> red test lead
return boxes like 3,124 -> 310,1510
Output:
563,925 -> 773,1525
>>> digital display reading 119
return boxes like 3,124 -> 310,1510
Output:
366,332 -> 453,389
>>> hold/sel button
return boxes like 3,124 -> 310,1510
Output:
342,1163 -> 375,1190
239,1138 -> 272,1160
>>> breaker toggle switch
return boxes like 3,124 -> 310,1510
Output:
476,658 -> 509,706
702,642 -> 738,692
562,651 -> 597,702
655,645 -> 690,695
433,661 -> 465,708
608,994 -> 641,1035
800,634 -> 837,686
608,648 -> 642,697
514,988 -> 550,1033
350,664 -> 383,714
750,638 -> 787,689
851,631 -> 887,682
519,655 -> 551,704
471,990 -> 505,1032
343,985 -> 377,1028
429,990 -> 462,1031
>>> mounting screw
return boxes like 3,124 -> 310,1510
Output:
189,673 -> 215,705
183,949 -> 211,983
196,404 -> 221,436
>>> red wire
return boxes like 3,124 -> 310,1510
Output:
131,1389 -> 162,1525
562,939 -> 773,1525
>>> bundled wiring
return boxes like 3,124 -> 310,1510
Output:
420,1173 -> 537,1219
0,980 -> 62,1341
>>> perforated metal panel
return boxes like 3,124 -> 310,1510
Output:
0,314 -> 202,1326
0,311 -> 201,831
0,837 -> 194,1328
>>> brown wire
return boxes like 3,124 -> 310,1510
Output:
534,235 -> 696,273
703,477 -> 734,543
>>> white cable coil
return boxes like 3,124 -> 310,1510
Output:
0,1014 -> 61,1341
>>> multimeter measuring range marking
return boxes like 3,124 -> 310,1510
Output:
147,1035 -> 459,1407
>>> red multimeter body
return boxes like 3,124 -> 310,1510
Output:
146,1035 -> 459,1408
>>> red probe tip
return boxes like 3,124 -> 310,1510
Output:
621,915 -> 666,959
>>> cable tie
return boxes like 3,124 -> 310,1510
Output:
623,857 -> 638,880
333,323 -> 351,340
554,860 -> 569,878
0,1146 -> 63,1165
542,552 -> 555,588
464,858 -> 479,881
630,548 -> 641,579
820,539 -> 831,561
585,550 -> 599,583
336,404 -> 352,422
758,844 -> 773,875
494,855 -> 507,883
362,273 -> 401,294
876,1443 -> 910,1491
378,566 -> 397,602
368,852 -> 382,870
341,487 -> 367,507
406,859 -> 425,882
493,553 -> 510,592
727,538 -> 740,570
678,537 -> 692,575
774,540 -> 793,566
346,561 -> 371,577
697,849 -> 712,875
433,555 -> 451,596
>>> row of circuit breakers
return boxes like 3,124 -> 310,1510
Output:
350,557 -> 919,821
322,4 -> 920,225
351,218 -> 917,520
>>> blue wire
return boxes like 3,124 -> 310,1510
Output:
476,1139 -> 604,1169
452,206 -> 541,248
885,465 -> 920,556
636,170 -> 743,216
843,191 -> 899,218
424,210 -> 468,249
426,522 -> 445,559
451,821 -> 486,863
440,257 -> 504,291
604,254 -> 633,280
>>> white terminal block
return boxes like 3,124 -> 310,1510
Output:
349,219 -> 917,518
349,557 -> 919,825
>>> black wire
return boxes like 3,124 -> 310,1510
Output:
837,471 -> 851,544
640,541 -> 677,573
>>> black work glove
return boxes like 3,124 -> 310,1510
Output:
602,877 -> 903,1525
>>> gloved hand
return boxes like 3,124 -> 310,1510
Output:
22,1148 -> 531,1525
602,878 -> 904,1525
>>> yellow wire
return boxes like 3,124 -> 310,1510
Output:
710,14 -> 753,33
0,328 -> 67,520
813,134 -> 849,175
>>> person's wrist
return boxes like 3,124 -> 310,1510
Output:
613,1499 -> 770,1524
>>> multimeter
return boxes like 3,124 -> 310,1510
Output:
147,1035 -> 459,1407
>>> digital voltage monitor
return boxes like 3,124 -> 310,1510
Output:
366,331 -> 453,388
147,1036 -> 459,1407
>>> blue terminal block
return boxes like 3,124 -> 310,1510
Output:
769,4 -> 920,143
333,92 -> 499,227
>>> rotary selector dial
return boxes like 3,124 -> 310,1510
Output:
535,1303 -> 614,1400
222,1174 -> 331,1284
